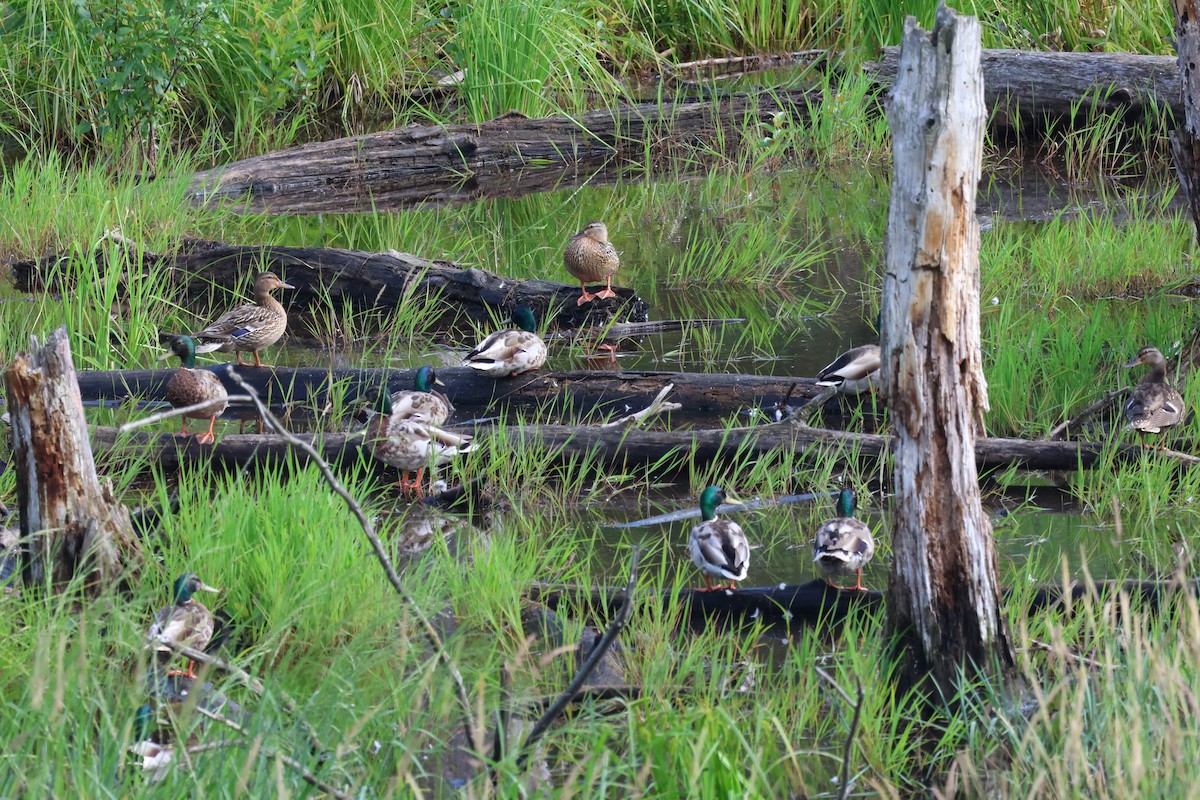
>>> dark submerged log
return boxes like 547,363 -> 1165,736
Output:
3,327 -> 141,592
11,238 -> 649,331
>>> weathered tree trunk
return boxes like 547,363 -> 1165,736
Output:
4,327 -> 141,592
1171,0 -> 1200,247
881,8 -> 1017,701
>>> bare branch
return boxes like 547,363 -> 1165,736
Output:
119,396 -> 252,432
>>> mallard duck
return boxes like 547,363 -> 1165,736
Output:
147,573 -> 219,679
564,221 -> 620,306
366,393 -> 474,497
688,486 -> 750,591
389,365 -> 454,425
812,488 -> 875,591
191,271 -> 293,367
158,335 -> 228,445
1123,345 -> 1186,434
130,704 -> 174,782
816,344 -> 881,396
463,305 -> 548,377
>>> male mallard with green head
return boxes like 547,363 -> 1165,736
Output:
158,335 -> 228,445
366,392 -> 474,497
192,271 -> 293,367
389,366 -> 454,425
564,221 -> 620,306
688,486 -> 750,591
1123,345 -> 1186,435
147,573 -> 220,679
812,488 -> 875,591
463,305 -> 548,377
130,704 -> 174,782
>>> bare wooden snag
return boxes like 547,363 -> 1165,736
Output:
4,327 -> 140,592
880,7 -> 1017,700
1172,0 -> 1200,247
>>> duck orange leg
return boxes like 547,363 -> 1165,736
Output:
195,416 -> 218,445
576,284 -> 597,306
594,276 -> 618,300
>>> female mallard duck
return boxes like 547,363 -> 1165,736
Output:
389,365 -> 454,425
688,486 -> 750,591
131,705 -> 174,782
1123,345 -> 1186,434
564,221 -> 620,306
366,393 -> 474,497
463,305 -> 547,377
812,488 -> 875,591
191,271 -> 293,367
158,335 -> 228,445
147,573 -> 220,679
816,344 -> 881,396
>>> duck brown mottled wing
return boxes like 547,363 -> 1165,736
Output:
165,368 -> 228,419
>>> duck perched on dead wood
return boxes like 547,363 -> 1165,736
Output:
688,486 -> 750,591
147,573 -> 220,679
564,221 -> 620,306
191,271 -> 293,367
389,365 -> 454,425
130,704 -> 174,782
366,392 -> 474,497
463,305 -> 547,377
816,344 -> 881,396
812,488 -> 874,591
158,335 -> 228,445
1123,345 -> 1186,435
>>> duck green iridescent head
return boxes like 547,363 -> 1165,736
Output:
837,487 -> 856,518
698,486 -> 726,521
374,389 -> 394,416
172,573 -> 219,605
414,366 -> 443,393
158,335 -> 199,368
134,704 -> 156,739
511,306 -> 538,334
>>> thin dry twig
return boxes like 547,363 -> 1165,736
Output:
600,385 -> 680,429
1045,388 -> 1128,440
195,707 -> 350,799
1024,639 -> 1106,670
814,669 -> 865,800
516,547 -> 641,771
118,395 -> 252,432
224,368 -> 485,760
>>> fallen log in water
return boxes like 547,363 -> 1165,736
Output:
75,366 -> 831,427
11,238 -> 648,331
530,577 -> 1200,630
89,418 -> 1192,476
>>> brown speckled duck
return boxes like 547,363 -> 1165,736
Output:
389,366 -> 454,426
192,271 -> 293,367
688,486 -> 750,591
463,306 -> 547,377
147,573 -> 219,679
366,392 -> 475,497
812,488 -> 875,591
564,221 -> 620,306
1123,345 -> 1186,434
158,335 -> 228,445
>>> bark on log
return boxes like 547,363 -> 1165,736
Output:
869,47 -> 1179,134
74,366 -> 838,427
1172,1 -> 1200,248
10,238 -> 649,331
880,9 -> 1017,701
88,420 -> 1182,476
3,327 -> 141,592
189,92 -> 821,213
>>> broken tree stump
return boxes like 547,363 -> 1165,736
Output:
3,327 -> 141,592
880,8 -> 1017,700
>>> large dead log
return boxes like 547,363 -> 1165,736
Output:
869,47 -> 1178,134
4,328 -> 141,592
88,420 -> 1184,476
881,9 -> 1017,701
11,238 -> 648,331
189,93 -> 821,213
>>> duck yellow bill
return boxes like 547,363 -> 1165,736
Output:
156,350 -> 175,361
196,582 -> 220,593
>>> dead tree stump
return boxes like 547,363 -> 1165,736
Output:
880,7 -> 1017,701
1172,0 -> 1200,248
3,327 -> 140,592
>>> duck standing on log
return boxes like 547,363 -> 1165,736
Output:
688,486 -> 750,591
191,271 -> 293,367
365,392 -> 474,498
816,343 -> 881,396
1123,345 -> 1186,435
147,573 -> 220,679
812,488 -> 875,591
389,365 -> 454,425
158,335 -> 228,445
564,221 -> 620,307
463,305 -> 547,377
